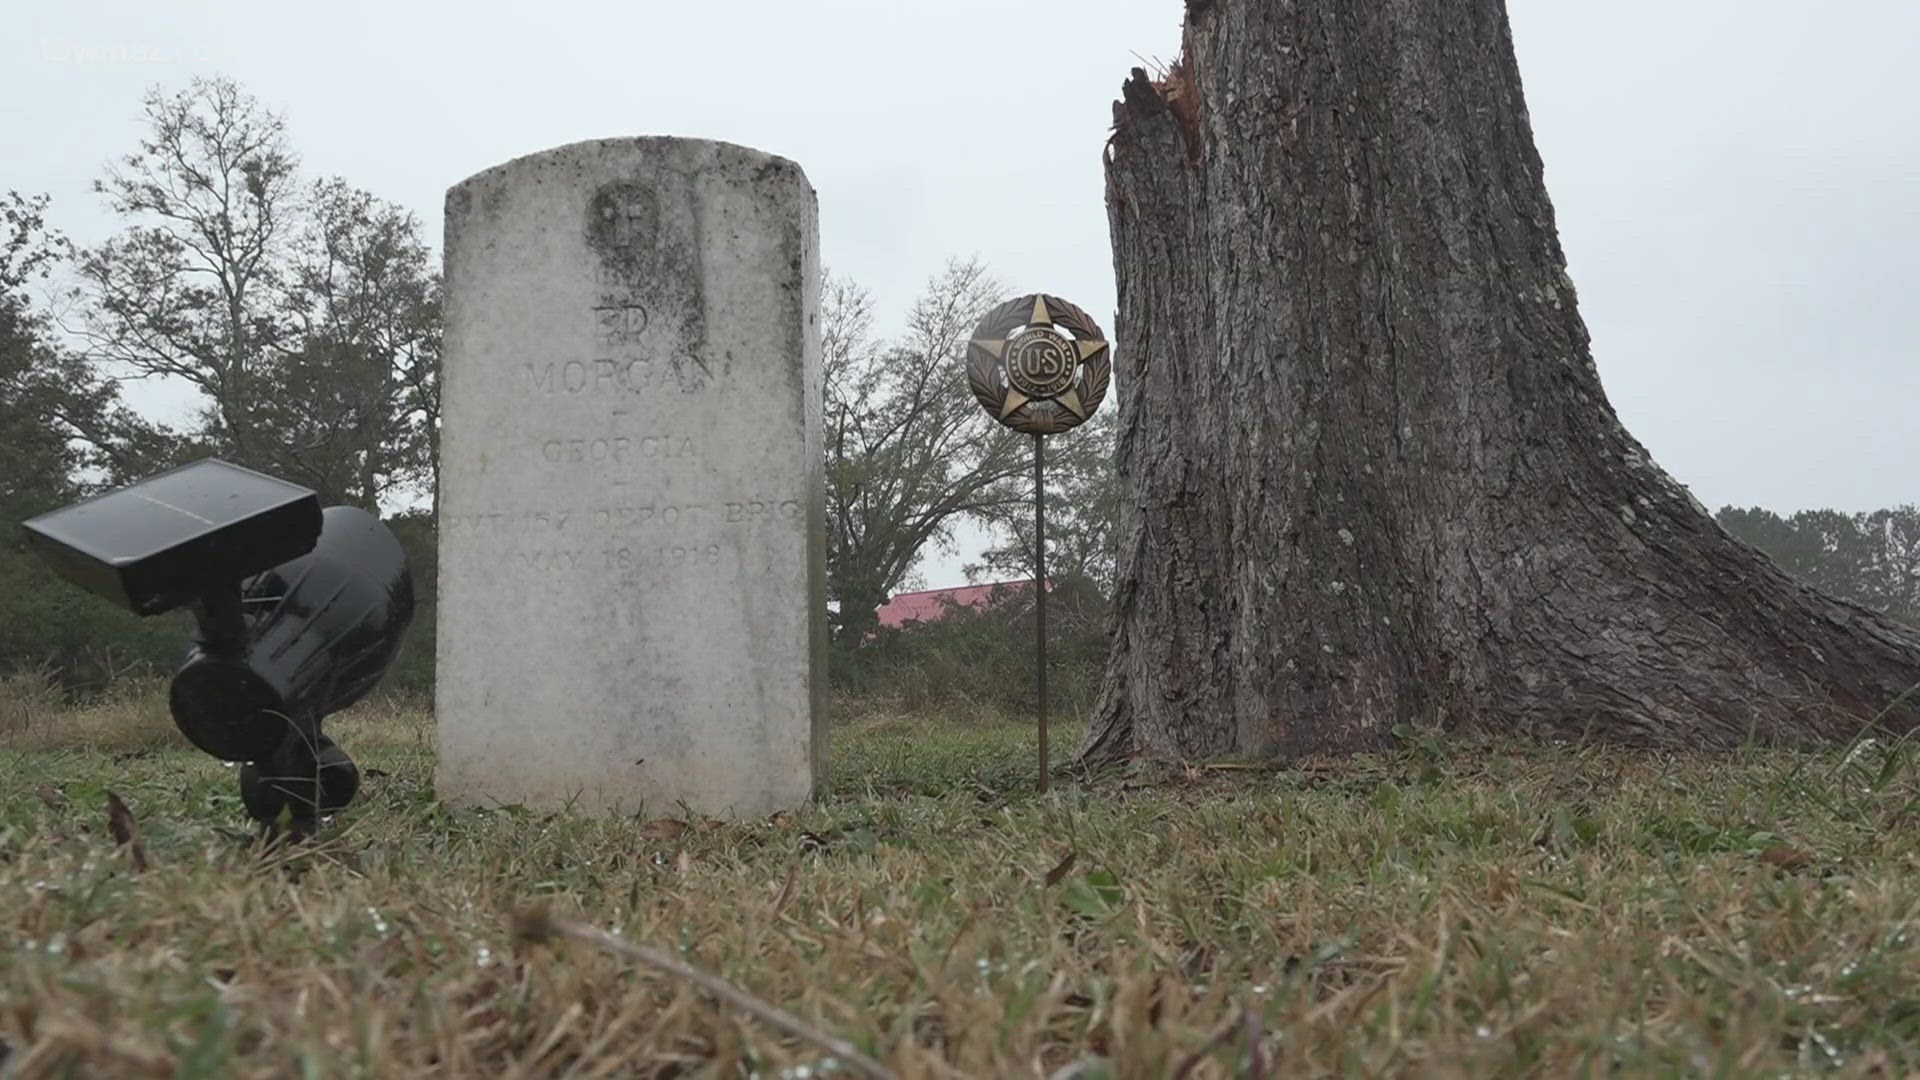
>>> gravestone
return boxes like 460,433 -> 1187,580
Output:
436,138 -> 825,817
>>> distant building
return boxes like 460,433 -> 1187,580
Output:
875,579 -> 1046,630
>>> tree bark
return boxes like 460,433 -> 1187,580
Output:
1086,0 -> 1920,763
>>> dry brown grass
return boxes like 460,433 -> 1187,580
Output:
0,669 -> 176,753
5,696 -> 1920,1076
0,671 -> 433,756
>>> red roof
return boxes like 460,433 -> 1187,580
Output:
875,580 -> 1042,629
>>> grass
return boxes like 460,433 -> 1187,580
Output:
5,689 -> 1920,1076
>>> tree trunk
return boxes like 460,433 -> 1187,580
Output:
832,584 -> 888,649
1085,0 -> 1920,763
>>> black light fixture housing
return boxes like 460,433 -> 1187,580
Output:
21,458 -> 415,835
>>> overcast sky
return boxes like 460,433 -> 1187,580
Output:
5,0 -> 1915,588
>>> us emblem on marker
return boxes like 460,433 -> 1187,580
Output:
965,294 -> 1110,436
961,292 -> 1110,794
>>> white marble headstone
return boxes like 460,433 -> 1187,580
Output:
436,137 -> 824,816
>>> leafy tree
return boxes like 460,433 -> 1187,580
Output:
1,192 -> 84,524
77,78 -> 299,464
2,191 -> 178,522
1720,504 -> 1920,626
824,258 -> 1030,644
1717,507 -> 1871,601
76,78 -> 440,510
2,191 -> 187,683
259,178 -> 442,508
1863,507 -> 1920,625
1712,507 -> 1797,563
967,408 -> 1121,606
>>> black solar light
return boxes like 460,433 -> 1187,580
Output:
21,458 -> 415,836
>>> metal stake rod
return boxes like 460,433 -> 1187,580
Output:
1034,432 -> 1049,794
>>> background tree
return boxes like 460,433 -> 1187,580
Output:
77,78 -> 439,510
2,191 -> 178,520
1863,507 -> 1920,625
823,258 -> 1030,644
1,192 -> 87,523
1720,505 -> 1920,626
259,178 -> 442,508
77,77 -> 298,466
967,409 -> 1121,630
0,78 -> 443,689
1087,0 -> 1920,764
1,192 -> 187,682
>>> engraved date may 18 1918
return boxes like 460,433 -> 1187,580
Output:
512,545 -> 724,573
